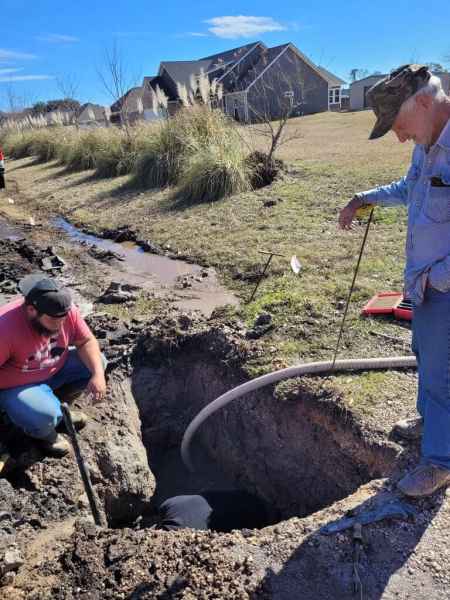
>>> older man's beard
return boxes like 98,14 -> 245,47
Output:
30,317 -> 58,337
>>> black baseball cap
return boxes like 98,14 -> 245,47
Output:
18,274 -> 72,317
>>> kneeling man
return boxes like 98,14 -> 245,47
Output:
0,274 -> 106,456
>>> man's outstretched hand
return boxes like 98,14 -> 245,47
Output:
339,195 -> 364,230
86,373 -> 107,403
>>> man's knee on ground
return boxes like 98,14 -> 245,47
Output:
23,408 -> 61,439
16,389 -> 62,439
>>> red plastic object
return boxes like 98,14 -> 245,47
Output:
362,292 -> 412,321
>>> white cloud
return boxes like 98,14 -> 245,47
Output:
188,32 -> 209,38
205,16 -> 286,39
0,74 -> 54,83
0,49 -> 36,60
36,34 -> 79,43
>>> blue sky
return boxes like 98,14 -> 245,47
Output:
1,0 -> 449,110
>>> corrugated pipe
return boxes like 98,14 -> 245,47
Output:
181,356 -> 416,471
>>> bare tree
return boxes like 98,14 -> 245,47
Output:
97,41 -> 140,135
55,73 -> 80,125
4,84 -> 24,113
242,55 -> 306,181
56,73 -> 80,100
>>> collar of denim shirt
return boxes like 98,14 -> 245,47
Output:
436,117 -> 450,150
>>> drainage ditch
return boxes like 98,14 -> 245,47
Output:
53,217 -> 238,316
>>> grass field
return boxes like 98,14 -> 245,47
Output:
6,110 -> 417,418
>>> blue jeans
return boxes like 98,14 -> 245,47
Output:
0,349 -> 100,442
413,287 -> 450,470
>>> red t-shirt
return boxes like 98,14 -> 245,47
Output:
0,297 -> 92,389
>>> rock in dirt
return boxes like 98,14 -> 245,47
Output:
88,245 -> 125,262
0,548 -> 24,576
246,312 -> 274,339
97,282 -> 140,304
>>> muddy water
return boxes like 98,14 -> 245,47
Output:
53,217 -> 238,316
0,218 -> 21,241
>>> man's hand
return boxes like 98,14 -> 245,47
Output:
339,195 -> 364,230
86,373 -> 107,403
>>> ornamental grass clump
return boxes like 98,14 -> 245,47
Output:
2,130 -> 36,159
176,142 -> 251,204
175,105 -> 251,203
133,118 -> 186,188
95,124 -> 156,178
29,127 -> 65,162
60,128 -> 112,171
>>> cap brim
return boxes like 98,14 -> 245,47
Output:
368,114 -> 396,140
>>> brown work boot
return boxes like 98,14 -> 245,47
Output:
70,409 -> 88,431
393,416 -> 423,440
397,463 -> 450,497
57,409 -> 88,433
41,433 -> 71,458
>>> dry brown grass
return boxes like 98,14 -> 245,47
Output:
244,110 -> 411,170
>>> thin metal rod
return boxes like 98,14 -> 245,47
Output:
331,208 -> 374,369
247,254 -> 274,304
258,250 -> 286,257
61,403 -> 104,527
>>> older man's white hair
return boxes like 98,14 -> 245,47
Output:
400,75 -> 447,115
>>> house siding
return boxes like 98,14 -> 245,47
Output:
223,92 -> 248,122
350,75 -> 385,110
246,46 -> 328,123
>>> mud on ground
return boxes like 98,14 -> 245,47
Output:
0,182 -> 449,599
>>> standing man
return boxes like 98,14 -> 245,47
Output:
339,64 -> 450,497
0,274 -> 106,456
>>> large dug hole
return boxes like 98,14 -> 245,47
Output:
127,339 -> 398,526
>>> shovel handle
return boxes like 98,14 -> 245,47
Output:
61,403 -> 105,527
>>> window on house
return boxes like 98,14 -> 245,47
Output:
329,88 -> 341,104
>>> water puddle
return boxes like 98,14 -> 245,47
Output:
0,218 -> 21,241
53,217 -> 238,316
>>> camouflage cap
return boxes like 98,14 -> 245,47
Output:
367,64 -> 431,140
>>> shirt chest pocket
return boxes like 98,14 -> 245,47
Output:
424,169 -> 450,223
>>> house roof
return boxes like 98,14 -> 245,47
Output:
199,42 -> 263,64
159,60 -> 212,89
110,86 -> 154,114
350,74 -> 387,86
142,76 -> 157,88
158,42 -> 268,94
231,43 -> 290,91
316,66 -> 346,86
154,41 -> 345,99
76,103 -> 107,120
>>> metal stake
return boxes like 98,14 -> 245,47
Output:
247,250 -> 286,304
61,403 -> 105,527
331,208 -> 374,369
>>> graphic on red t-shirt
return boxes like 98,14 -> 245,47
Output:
0,297 -> 92,389
22,336 -> 66,372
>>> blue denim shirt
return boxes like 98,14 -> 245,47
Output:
359,119 -> 450,305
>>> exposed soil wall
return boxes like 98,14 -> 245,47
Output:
131,318 -> 400,521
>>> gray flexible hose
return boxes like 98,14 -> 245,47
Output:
181,355 -> 417,471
